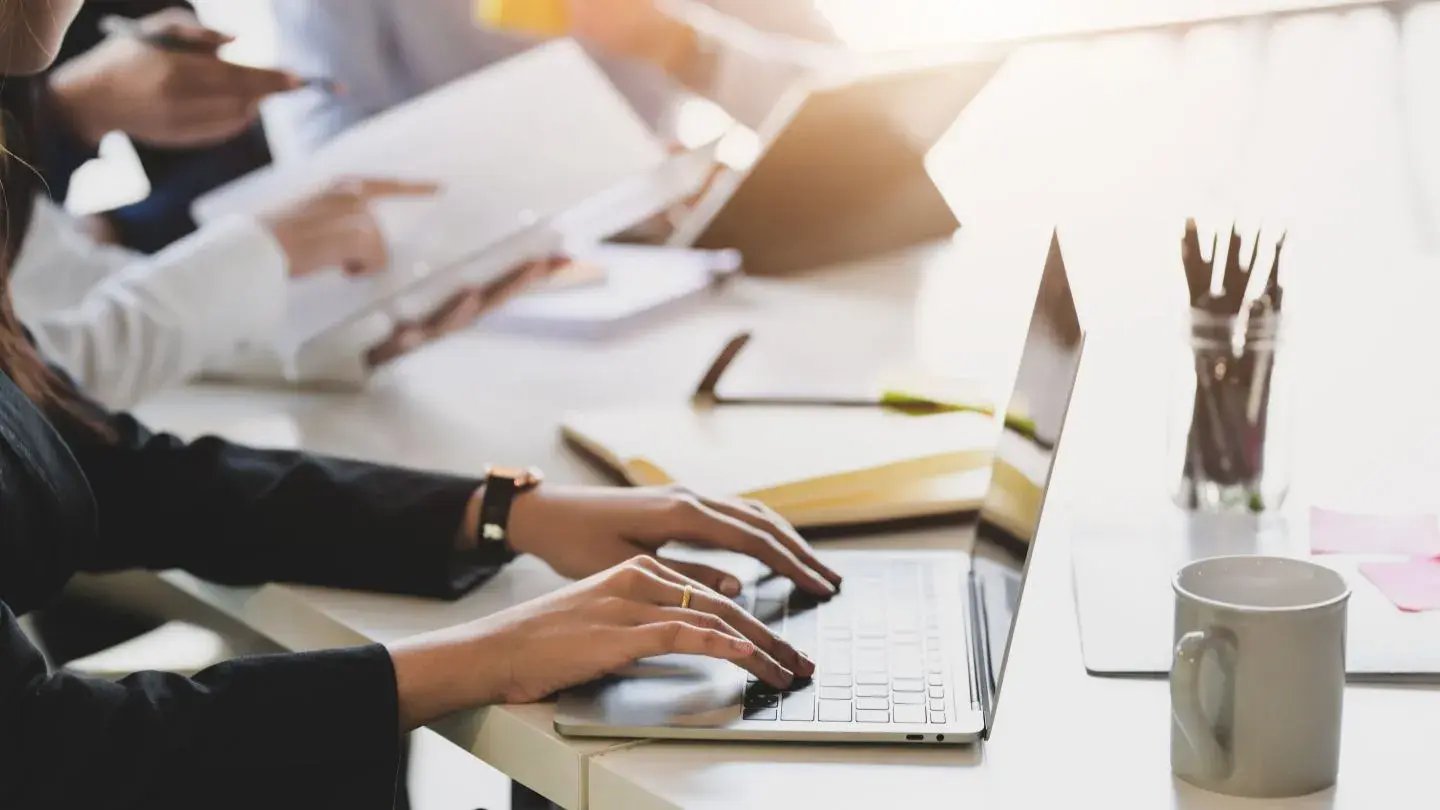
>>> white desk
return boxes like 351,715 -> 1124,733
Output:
128,5 -> 1440,808
583,7 -> 1440,809
131,246 -> 994,808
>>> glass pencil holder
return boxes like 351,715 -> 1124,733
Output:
1168,306 -> 1291,513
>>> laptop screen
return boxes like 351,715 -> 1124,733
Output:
972,232 -> 1084,733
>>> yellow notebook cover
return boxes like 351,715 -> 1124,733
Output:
562,404 -> 998,528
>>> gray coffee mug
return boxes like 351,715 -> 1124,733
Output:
1171,555 -> 1350,798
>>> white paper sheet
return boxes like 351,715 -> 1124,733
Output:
193,40 -> 694,350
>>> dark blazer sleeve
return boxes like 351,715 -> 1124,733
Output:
0,600 -> 402,809
65,409 -> 498,599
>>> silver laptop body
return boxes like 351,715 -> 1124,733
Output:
556,234 -> 1084,744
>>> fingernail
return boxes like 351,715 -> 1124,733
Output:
731,638 -> 755,654
721,577 -> 741,597
796,653 -> 816,676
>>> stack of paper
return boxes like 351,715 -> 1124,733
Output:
487,244 -> 740,338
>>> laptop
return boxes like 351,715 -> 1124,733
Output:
668,58 -> 1002,276
555,234 -> 1084,743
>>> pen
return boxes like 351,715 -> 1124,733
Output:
98,15 -> 340,93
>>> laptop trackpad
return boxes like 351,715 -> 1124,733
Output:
561,654 -> 745,728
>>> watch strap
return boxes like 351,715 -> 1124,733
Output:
479,473 -> 521,551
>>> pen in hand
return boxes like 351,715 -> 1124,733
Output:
97,14 -> 341,94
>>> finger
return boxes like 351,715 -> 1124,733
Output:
626,622 -> 793,690
640,605 -> 795,686
366,324 -> 426,367
658,559 -> 743,598
155,22 -> 233,50
223,63 -> 305,98
170,96 -> 260,138
341,226 -> 390,276
144,9 -> 234,49
630,561 -> 815,678
340,178 -> 442,199
469,262 -> 553,314
708,498 -> 842,588
663,498 -> 835,597
419,289 -> 485,335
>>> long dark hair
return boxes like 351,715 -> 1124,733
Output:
1,78 -> 112,438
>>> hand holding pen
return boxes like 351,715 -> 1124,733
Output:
47,9 -> 338,149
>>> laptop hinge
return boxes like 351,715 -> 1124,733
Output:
968,571 -> 997,739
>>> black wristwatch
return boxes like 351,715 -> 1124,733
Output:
475,465 -> 544,559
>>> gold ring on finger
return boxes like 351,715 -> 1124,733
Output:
680,583 -> 693,610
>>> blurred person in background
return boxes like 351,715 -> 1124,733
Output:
266,0 -> 844,159
4,1 -> 279,252
4,6 -> 549,409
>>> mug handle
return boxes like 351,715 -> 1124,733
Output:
1171,627 -> 1237,781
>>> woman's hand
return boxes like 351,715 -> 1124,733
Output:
387,556 -> 815,728
260,177 -> 439,278
48,9 -> 300,147
491,484 -> 843,598
364,257 -> 564,367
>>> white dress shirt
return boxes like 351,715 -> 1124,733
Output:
11,197 -> 384,409
265,0 -> 836,160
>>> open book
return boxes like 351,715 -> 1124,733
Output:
562,404 -> 1001,529
193,40 -> 715,355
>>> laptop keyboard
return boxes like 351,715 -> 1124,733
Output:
739,558 -> 951,725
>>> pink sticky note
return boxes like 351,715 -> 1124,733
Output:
1360,560 -> 1440,612
1309,507 -> 1440,557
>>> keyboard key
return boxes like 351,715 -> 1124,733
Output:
894,693 -> 925,704
891,663 -> 923,678
855,654 -> 887,671
855,697 -> 889,711
743,706 -> 778,720
929,699 -> 946,712
781,696 -> 815,721
753,599 -> 786,622
929,686 -> 945,699
856,710 -> 890,723
927,674 -> 945,686
819,687 -> 852,700
894,705 -> 926,724
892,678 -> 925,692
855,684 -> 888,698
819,674 -> 852,687
823,659 -> 853,675
856,672 -> 889,685
818,700 -> 852,722
929,711 -> 946,724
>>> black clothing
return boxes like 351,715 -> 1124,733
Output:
0,366 -> 495,808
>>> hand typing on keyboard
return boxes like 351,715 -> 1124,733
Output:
740,561 -> 950,726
